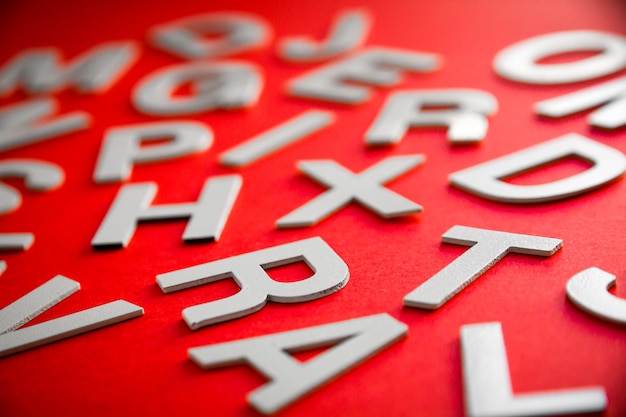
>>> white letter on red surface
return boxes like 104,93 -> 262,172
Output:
461,322 -> 606,417
94,121 -> 212,183
494,30 -> 626,84
149,12 -> 271,60
403,225 -> 562,309
0,159 -> 64,215
0,233 -> 34,276
0,275 -> 143,357
0,98 -> 90,152
157,237 -> 349,330
366,89 -> 498,145
535,75 -> 626,130
566,267 -> 626,325
92,176 -> 241,248
189,313 -> 406,414
132,61 -> 263,116
0,42 -> 139,95
278,8 -> 371,63
277,155 -> 424,228
288,47 -> 439,104
219,110 -> 334,168
449,133 -> 626,203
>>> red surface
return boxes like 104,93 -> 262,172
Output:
0,1 -> 625,416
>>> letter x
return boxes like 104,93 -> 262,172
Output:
276,154 -> 423,228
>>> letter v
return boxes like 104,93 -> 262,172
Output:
0,275 -> 143,357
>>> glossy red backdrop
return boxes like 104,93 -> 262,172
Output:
0,1 -> 625,416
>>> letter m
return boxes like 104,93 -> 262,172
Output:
0,42 -> 139,96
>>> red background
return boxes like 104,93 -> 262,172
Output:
0,1 -> 625,416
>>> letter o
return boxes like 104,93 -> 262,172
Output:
494,30 -> 626,84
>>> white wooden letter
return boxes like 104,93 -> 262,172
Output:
189,313 -> 407,414
366,89 -> 498,145
0,233 -> 34,276
94,121 -> 212,183
149,12 -> 271,60
278,9 -> 371,62
535,75 -> 626,130
92,176 -> 241,248
288,47 -> 439,104
461,322 -> 606,417
404,225 -> 562,309
566,267 -> 626,325
449,133 -> 626,203
0,275 -> 143,357
0,98 -> 89,152
0,159 -> 64,215
277,155 -> 424,228
157,237 -> 349,330
0,42 -> 139,95
494,30 -> 626,84
133,61 -> 263,116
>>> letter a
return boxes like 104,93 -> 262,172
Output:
189,313 -> 407,414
